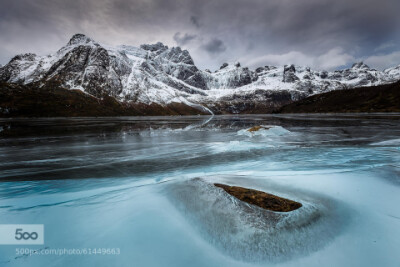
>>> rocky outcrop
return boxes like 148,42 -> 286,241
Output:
203,62 -> 258,89
219,63 -> 229,70
247,125 -> 272,132
214,183 -> 302,212
283,64 -> 299,83
140,42 -> 168,52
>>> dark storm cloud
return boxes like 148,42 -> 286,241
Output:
173,32 -> 197,46
190,16 -> 201,28
0,0 -> 399,70
201,38 -> 227,54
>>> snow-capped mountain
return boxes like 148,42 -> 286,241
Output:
1,33 -> 399,114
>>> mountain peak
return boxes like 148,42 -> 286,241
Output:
351,62 -> 370,70
140,42 -> 168,52
67,33 -> 95,46
219,63 -> 229,70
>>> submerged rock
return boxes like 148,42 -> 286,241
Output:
166,177 -> 348,263
214,183 -> 302,212
237,125 -> 290,137
247,125 -> 272,132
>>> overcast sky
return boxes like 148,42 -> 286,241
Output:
1,0 -> 399,71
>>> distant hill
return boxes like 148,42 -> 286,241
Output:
1,80 -> 399,117
0,82 -> 206,117
277,81 -> 400,113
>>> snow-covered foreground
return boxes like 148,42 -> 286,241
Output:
0,114 -> 399,266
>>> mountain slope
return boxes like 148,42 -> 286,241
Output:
0,82 -> 206,117
277,81 -> 400,113
1,33 -> 400,115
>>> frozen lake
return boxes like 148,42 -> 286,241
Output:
0,114 -> 399,266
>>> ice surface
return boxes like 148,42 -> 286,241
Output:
166,177 -> 348,263
370,138 -> 400,146
0,114 -> 399,266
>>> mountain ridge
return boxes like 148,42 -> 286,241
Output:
1,33 -> 400,115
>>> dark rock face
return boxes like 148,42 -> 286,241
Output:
283,64 -> 299,83
45,44 -> 123,97
0,54 -> 40,83
161,47 -> 194,65
255,67 -> 265,73
0,63 -> 16,82
220,63 -> 229,69
11,53 -> 38,62
320,71 -> 328,79
140,42 -> 168,52
236,67 -> 258,87
284,64 -> 296,73
149,46 -> 208,90
186,72 -> 208,90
